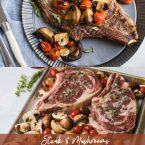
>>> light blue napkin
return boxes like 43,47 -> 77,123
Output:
0,0 -> 46,66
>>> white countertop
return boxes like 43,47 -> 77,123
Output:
0,67 -> 145,134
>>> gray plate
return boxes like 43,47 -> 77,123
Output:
22,0 -> 144,67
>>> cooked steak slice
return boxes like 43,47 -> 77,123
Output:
36,0 -> 138,45
89,73 -> 137,134
36,68 -> 102,112
69,0 -> 138,45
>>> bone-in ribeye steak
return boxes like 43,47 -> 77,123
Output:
89,73 -> 137,134
36,69 -> 102,112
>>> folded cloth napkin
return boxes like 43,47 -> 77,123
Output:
0,0 -> 46,66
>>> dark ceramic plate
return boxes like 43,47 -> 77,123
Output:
22,0 -> 145,67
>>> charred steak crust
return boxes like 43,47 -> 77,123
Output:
36,68 -> 102,112
89,73 -> 137,134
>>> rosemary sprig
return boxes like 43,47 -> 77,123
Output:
15,70 -> 43,96
83,47 -> 94,53
52,13 -> 61,24
15,75 -> 27,96
31,1 -> 42,17
27,70 -> 43,91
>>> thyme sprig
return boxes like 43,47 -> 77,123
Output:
31,0 -> 42,17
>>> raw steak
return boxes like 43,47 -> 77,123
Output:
89,73 -> 137,134
36,68 -> 102,112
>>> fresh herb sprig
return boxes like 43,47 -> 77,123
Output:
27,70 -> 43,91
31,0 -> 42,17
83,47 -> 94,53
15,75 -> 27,96
15,70 -> 43,96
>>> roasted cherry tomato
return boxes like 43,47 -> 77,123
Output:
139,85 -> 145,94
49,49 -> 60,60
89,129 -> 97,135
84,125 -> 93,132
53,0 -> 70,10
70,109 -> 81,118
43,128 -> 51,135
54,43 -> 61,51
67,41 -> 75,47
80,0 -> 92,10
94,11 -> 106,24
50,68 -> 58,77
48,84 -> 54,91
39,41 -> 51,53
122,0 -> 133,4
73,126 -> 83,134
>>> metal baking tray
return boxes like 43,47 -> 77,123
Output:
11,67 -> 145,134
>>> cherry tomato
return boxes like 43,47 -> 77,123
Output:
48,84 -> 54,91
139,85 -> 145,94
73,126 -> 83,134
123,0 -> 133,4
94,11 -> 106,24
80,0 -> 92,10
89,129 -> 97,135
54,43 -> 61,51
70,109 -> 81,118
53,0 -> 70,10
49,48 -> 60,60
67,41 -> 75,47
84,125 -> 93,132
39,41 -> 51,53
50,68 -> 58,77
43,128 -> 51,135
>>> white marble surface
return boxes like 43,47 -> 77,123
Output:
0,67 -> 145,134
0,68 -> 42,134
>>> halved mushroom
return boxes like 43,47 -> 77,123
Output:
42,114 -> 52,129
81,9 -> 94,24
92,0 -> 111,11
36,27 -> 54,43
65,4 -> 81,24
52,112 -> 67,121
61,42 -> 83,62
23,110 -> 40,123
51,120 -> 67,134
25,131 -> 40,134
60,47 -> 70,57
73,114 -> 89,125
60,116 -> 74,130
54,33 -> 69,46
15,123 -> 30,133
30,120 -> 43,134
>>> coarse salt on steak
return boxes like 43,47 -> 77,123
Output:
89,73 -> 137,134
36,68 -> 102,112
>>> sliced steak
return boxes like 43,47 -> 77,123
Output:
36,68 -> 102,112
89,73 -> 137,134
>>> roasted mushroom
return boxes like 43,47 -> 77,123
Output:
15,123 -> 30,133
36,27 -> 54,43
61,42 -> 83,62
81,9 -> 94,24
60,116 -> 74,130
65,4 -> 81,24
30,120 -> 43,134
42,114 -> 52,129
23,110 -> 40,123
52,112 -> 67,121
54,33 -> 69,46
73,114 -> 89,125
51,120 -> 67,134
